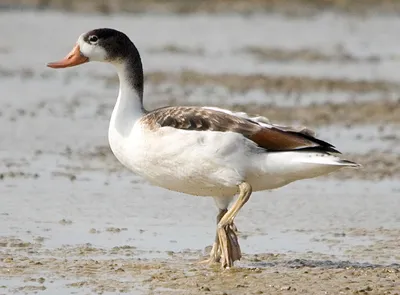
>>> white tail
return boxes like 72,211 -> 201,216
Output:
264,151 -> 362,182
294,152 -> 361,168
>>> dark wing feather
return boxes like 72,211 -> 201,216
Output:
249,128 -> 339,153
141,106 -> 339,153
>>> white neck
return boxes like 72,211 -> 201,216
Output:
109,62 -> 145,138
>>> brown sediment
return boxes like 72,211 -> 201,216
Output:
1,239 -> 399,295
229,99 -> 400,125
148,262 -> 400,295
143,71 -> 399,94
240,46 -> 384,63
149,45 -> 385,62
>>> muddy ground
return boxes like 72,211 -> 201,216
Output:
1,240 -> 400,294
1,8 -> 400,295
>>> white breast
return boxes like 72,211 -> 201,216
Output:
108,121 -> 259,197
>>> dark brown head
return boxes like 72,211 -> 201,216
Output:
47,28 -> 138,68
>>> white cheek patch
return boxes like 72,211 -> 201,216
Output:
77,34 -> 107,62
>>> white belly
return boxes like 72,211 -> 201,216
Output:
109,122 -> 265,196
108,122 -> 344,198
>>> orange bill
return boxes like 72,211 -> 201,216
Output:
47,44 -> 88,68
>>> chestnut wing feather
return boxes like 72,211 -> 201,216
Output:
141,106 -> 339,153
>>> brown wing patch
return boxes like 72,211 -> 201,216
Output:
249,128 -> 319,150
140,106 -> 339,153
250,127 -> 339,153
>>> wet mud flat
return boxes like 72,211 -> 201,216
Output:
1,9 -> 400,295
1,236 -> 400,295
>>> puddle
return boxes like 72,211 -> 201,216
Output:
1,173 -> 399,258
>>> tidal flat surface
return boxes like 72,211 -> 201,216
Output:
0,9 -> 399,295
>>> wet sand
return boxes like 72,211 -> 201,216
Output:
2,243 -> 400,294
1,8 -> 400,295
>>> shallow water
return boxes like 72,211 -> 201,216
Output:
0,8 -> 400,295
1,162 -> 399,256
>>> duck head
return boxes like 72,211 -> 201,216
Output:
47,28 -> 135,68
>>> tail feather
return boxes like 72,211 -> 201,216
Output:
265,151 -> 361,181
294,152 -> 362,168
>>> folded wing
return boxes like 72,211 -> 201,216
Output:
141,106 -> 339,153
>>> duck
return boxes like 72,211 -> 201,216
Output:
47,28 -> 360,269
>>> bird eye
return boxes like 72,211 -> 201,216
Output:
88,35 -> 98,44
